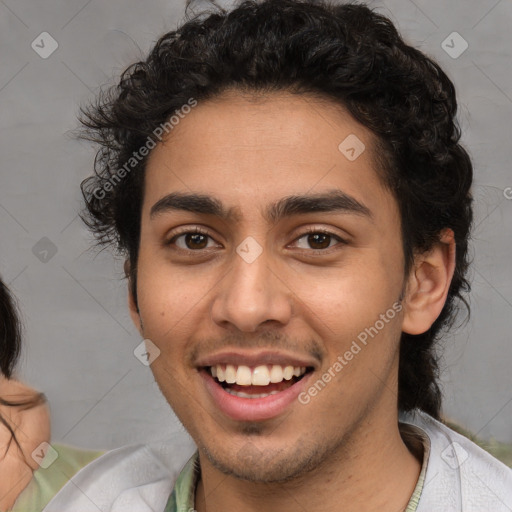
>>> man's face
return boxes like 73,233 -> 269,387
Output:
132,90 -> 407,482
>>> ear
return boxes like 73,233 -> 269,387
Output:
402,229 -> 456,335
125,259 -> 143,336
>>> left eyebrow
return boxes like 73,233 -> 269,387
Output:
149,189 -> 372,223
265,189 -> 373,224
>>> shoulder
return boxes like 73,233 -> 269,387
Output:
47,443 -> 105,473
401,409 -> 512,512
42,435 -> 196,512
12,444 -> 104,512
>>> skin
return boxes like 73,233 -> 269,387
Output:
0,377 -> 50,510
129,90 -> 455,512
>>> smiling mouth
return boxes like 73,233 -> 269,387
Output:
205,364 -> 313,398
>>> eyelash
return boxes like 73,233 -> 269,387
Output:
165,226 -> 347,254
166,227 -> 218,253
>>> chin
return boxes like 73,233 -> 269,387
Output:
199,435 -> 332,484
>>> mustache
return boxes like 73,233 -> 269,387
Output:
186,330 -> 325,366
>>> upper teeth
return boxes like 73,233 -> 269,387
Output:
210,364 -> 306,386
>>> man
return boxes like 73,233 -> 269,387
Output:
45,0 -> 512,510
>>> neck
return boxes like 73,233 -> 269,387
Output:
0,453 -> 34,511
0,377 -> 51,511
195,406 -> 422,512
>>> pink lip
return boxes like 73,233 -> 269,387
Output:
200,368 -> 313,422
195,349 -> 318,369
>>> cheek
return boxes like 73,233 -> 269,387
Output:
289,253 -> 401,330
136,258 -> 212,335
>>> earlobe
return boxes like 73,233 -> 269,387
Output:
128,285 -> 143,336
123,259 -> 131,279
125,259 -> 143,335
402,229 -> 456,335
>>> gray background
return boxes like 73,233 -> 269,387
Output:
0,0 -> 511,450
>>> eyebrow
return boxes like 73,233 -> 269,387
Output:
149,189 -> 373,223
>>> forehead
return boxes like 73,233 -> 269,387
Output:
143,90 -> 396,222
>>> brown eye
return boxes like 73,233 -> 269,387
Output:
184,233 -> 209,250
292,231 -> 343,251
169,230 -> 219,251
307,233 -> 331,249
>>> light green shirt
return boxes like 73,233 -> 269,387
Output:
11,443 -> 104,512
164,422 -> 430,512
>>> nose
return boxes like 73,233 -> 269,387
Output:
210,242 -> 293,332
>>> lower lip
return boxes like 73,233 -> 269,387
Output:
200,369 -> 312,422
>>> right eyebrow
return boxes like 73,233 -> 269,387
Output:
149,192 -> 241,222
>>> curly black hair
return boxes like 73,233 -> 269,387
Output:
79,0 -> 473,419
0,277 -> 22,378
